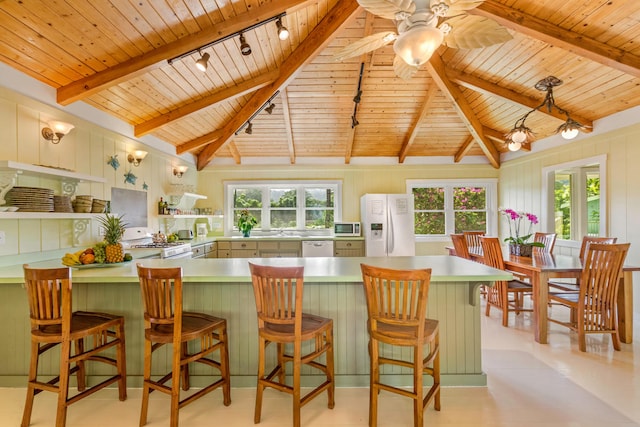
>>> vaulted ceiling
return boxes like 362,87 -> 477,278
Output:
1,0 -> 639,170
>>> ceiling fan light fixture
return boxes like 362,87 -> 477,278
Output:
239,33 -> 252,56
195,52 -> 210,72
393,24 -> 443,66
276,18 -> 289,41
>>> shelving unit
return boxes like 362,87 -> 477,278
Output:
0,160 -> 108,244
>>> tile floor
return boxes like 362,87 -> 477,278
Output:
2,303 -> 639,426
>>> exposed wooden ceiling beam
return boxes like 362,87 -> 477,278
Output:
454,136 -> 475,163
470,0 -> 640,79
56,0 -> 314,105
176,130 -> 223,155
425,55 -> 501,168
399,85 -> 438,163
134,70 -> 278,137
196,0 -> 361,170
449,70 -> 593,132
281,89 -> 296,163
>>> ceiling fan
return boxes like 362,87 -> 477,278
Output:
334,0 -> 512,79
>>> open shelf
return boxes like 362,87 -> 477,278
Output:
0,160 -> 107,183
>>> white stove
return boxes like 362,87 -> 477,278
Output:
122,228 -> 193,259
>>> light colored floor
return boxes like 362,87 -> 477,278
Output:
3,303 -> 639,427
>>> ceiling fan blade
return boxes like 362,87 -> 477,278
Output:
334,31 -> 397,61
442,14 -> 512,49
434,0 -> 484,14
393,55 -> 419,80
357,0 -> 416,20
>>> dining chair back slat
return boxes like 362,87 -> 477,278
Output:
533,232 -> 557,253
451,234 -> 471,259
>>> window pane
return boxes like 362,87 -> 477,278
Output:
554,173 -> 572,239
413,187 -> 444,210
270,188 -> 296,207
586,172 -> 600,236
270,211 -> 296,228
306,209 -> 334,229
415,212 -> 445,234
233,188 -> 262,208
305,188 -> 334,207
454,187 -> 486,232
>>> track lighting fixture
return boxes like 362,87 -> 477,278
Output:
245,122 -> 253,135
239,33 -> 252,56
353,90 -> 362,104
505,76 -> 589,152
264,102 -> 275,114
276,18 -> 289,40
42,121 -> 74,144
351,115 -> 359,128
195,52 -> 210,72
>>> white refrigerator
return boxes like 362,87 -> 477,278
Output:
360,193 -> 415,256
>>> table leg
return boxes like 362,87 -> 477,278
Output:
533,271 -> 549,344
618,271 -> 634,344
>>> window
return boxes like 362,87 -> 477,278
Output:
407,179 -> 497,240
543,155 -> 605,241
225,181 -> 341,235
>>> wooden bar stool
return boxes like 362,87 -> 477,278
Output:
360,264 -> 440,427
248,262 -> 335,427
136,264 -> 231,427
21,265 -> 127,427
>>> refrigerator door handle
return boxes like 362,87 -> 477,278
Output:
387,214 -> 394,255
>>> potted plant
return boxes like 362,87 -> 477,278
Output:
499,208 -> 544,257
237,209 -> 257,237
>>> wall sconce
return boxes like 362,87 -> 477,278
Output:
505,76 -> 589,152
42,121 -> 74,144
276,18 -> 289,40
173,165 -> 188,178
127,150 -> 148,166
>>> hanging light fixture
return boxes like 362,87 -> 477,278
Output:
239,33 -> 252,56
276,17 -> 289,40
505,76 -> 589,152
195,52 -> 210,72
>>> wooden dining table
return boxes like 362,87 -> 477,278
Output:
447,246 -> 639,345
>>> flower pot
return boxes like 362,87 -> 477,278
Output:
242,230 -> 251,238
509,243 -> 533,257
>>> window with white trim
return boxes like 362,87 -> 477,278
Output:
225,181 -> 341,235
407,179 -> 498,239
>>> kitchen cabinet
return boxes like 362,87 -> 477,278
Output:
257,240 -> 301,258
192,242 -> 216,259
217,240 -> 257,258
334,240 -> 364,257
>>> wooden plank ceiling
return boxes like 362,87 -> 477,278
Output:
1,0 -> 640,170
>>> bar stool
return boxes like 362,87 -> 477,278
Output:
248,262 -> 335,427
21,265 -> 127,427
360,264 -> 440,427
136,264 -> 231,427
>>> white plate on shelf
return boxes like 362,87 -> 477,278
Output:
6,206 -> 18,212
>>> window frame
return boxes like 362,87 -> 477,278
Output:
224,180 -> 342,236
541,154 -> 607,243
407,179 -> 498,242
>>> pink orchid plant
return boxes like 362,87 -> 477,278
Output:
499,208 -> 543,246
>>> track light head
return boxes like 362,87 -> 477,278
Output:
245,122 -> 253,134
239,33 -> 252,56
276,18 -> 289,40
265,102 -> 275,114
195,52 -> 210,72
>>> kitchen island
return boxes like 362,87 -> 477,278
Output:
0,256 -> 510,387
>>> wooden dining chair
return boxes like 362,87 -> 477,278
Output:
462,230 -> 485,251
136,264 -> 231,427
548,236 -> 617,292
548,243 -> 630,351
360,264 -> 440,427
450,233 -> 471,259
248,263 -> 334,427
480,237 -> 533,327
533,232 -> 557,253
22,265 -> 127,427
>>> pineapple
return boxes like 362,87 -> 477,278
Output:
97,213 -> 127,263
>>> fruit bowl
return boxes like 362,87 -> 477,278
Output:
70,260 -> 132,269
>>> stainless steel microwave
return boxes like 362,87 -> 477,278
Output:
334,222 -> 361,236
